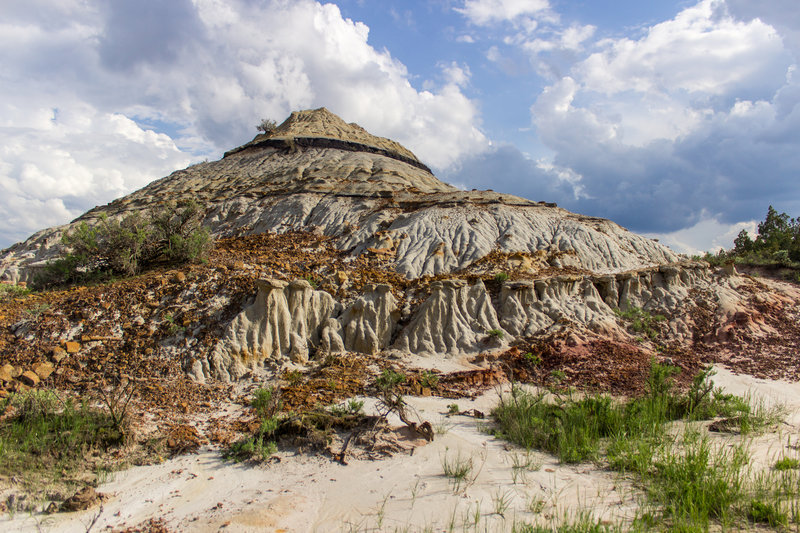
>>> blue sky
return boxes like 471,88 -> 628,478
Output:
1,0 -> 799,253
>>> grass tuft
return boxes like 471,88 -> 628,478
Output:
774,457 -> 800,471
0,390 -> 124,491
491,361 -> 799,531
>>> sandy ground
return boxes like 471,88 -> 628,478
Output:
3,366 -> 799,532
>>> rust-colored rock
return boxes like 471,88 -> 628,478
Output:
32,361 -> 54,380
19,370 -> 40,387
50,346 -> 67,363
0,363 -> 13,382
65,341 -> 80,353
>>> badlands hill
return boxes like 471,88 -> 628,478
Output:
1,107 -> 798,387
1,108 -> 800,529
1,107 -> 676,283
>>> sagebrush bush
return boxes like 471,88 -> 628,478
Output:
34,200 -> 211,289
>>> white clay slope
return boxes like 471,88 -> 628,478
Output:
0,108 -> 679,283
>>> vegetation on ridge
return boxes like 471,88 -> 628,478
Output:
699,205 -> 800,279
34,199 -> 212,289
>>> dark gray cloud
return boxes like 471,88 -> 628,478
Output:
447,96 -> 800,236
467,0 -> 800,243
97,0 -> 205,70
441,144 -> 574,203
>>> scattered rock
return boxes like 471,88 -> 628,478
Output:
50,346 -> 67,363
165,424 -> 205,456
18,370 -> 40,387
65,341 -> 80,353
32,361 -> 55,380
60,486 -> 105,512
0,363 -> 13,382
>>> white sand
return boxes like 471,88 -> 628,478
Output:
4,366 -> 799,532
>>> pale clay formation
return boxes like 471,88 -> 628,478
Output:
2,107 -> 781,382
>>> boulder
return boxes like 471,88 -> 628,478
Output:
32,362 -> 54,381
65,341 -> 80,354
0,363 -> 13,382
19,370 -> 40,387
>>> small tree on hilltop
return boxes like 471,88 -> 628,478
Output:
733,229 -> 754,255
756,205 -> 792,253
256,118 -> 277,133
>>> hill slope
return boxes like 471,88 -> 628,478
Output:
1,107 -> 675,283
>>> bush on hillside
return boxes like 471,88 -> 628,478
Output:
34,200 -> 212,289
256,118 -> 277,133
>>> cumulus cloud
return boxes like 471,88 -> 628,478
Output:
645,216 -> 758,255
523,0 -> 800,238
726,0 -> 800,56
0,0 -> 486,248
456,0 -> 550,25
578,0 -> 786,98
0,97 -> 193,245
444,0 -> 800,252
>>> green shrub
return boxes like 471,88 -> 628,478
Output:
252,386 -> 281,419
328,398 -> 364,417
486,328 -> 504,339
774,457 -> 800,471
34,200 -> 211,289
615,304 -> 666,340
0,284 -> 31,301
523,352 -> 542,366
224,434 -> 277,462
747,499 -> 788,527
419,370 -> 439,388
225,386 -> 283,463
376,369 -> 406,391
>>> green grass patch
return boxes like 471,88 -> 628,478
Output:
492,363 -> 735,464
0,390 -> 124,490
774,457 -> 800,471
747,499 -> 789,527
486,328 -> 505,339
0,283 -> 31,301
223,433 -> 277,462
491,362 -> 798,531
